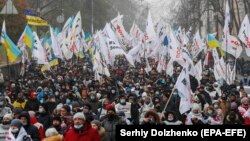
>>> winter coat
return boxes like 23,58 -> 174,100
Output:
24,99 -> 40,111
6,127 -> 32,141
64,122 -> 101,141
101,116 -> 119,141
0,124 -> 10,140
19,112 -> 40,141
38,113 -> 52,132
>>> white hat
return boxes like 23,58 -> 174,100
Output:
192,103 -> 201,112
45,128 -> 58,137
73,112 -> 85,120
3,113 -> 12,120
142,92 -> 147,97
96,93 -> 101,99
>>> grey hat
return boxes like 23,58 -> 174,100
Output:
10,119 -> 22,128
91,120 -> 101,127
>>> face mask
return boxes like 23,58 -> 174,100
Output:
74,124 -> 83,129
50,98 -> 56,102
55,92 -> 59,96
90,96 -> 95,100
168,117 -> 174,121
120,99 -> 126,104
155,91 -> 159,95
214,104 -> 219,109
66,99 -> 71,104
11,128 -> 19,133
207,110 -> 213,114
22,122 -> 27,126
111,90 -> 115,94
142,97 -> 146,100
39,108 -> 44,113
0,102 -> 4,106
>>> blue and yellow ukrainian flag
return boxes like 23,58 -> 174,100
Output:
23,25 -> 34,49
207,34 -> 224,56
24,9 -> 48,26
41,54 -> 59,71
2,32 -> 21,62
85,32 -> 92,43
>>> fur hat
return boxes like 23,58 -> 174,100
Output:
45,128 -> 58,137
73,112 -> 85,120
3,113 -> 13,120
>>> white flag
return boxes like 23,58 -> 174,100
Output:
32,32 -> 48,65
50,26 -> 63,59
238,15 -> 250,56
111,14 -> 130,48
175,68 -> 192,114
194,60 -> 202,82
222,35 -> 242,58
192,30 -> 203,58
1,20 -> 6,43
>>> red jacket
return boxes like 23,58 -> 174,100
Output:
64,122 -> 101,141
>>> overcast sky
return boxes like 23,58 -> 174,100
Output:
132,0 -> 175,23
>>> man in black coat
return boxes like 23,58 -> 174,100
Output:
19,111 -> 40,141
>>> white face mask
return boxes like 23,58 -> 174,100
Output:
22,122 -> 27,126
208,110 -> 213,114
168,117 -> 174,121
111,90 -> 115,93
74,124 -> 83,129
120,99 -> 126,104
214,104 -> 219,109
11,128 -> 19,133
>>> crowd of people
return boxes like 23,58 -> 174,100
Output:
0,55 -> 249,141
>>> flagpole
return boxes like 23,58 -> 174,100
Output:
161,87 -> 176,115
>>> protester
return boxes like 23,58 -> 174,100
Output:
19,111 -> 40,141
64,112 -> 101,141
91,120 -> 109,141
0,114 -> 12,140
42,128 -> 63,141
6,119 -> 32,141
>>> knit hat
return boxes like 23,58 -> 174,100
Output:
106,105 -> 116,113
45,128 -> 58,137
52,116 -> 62,123
10,119 -> 22,129
73,112 -> 85,120
91,120 -> 101,127
3,113 -> 13,120
72,101 -> 80,109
